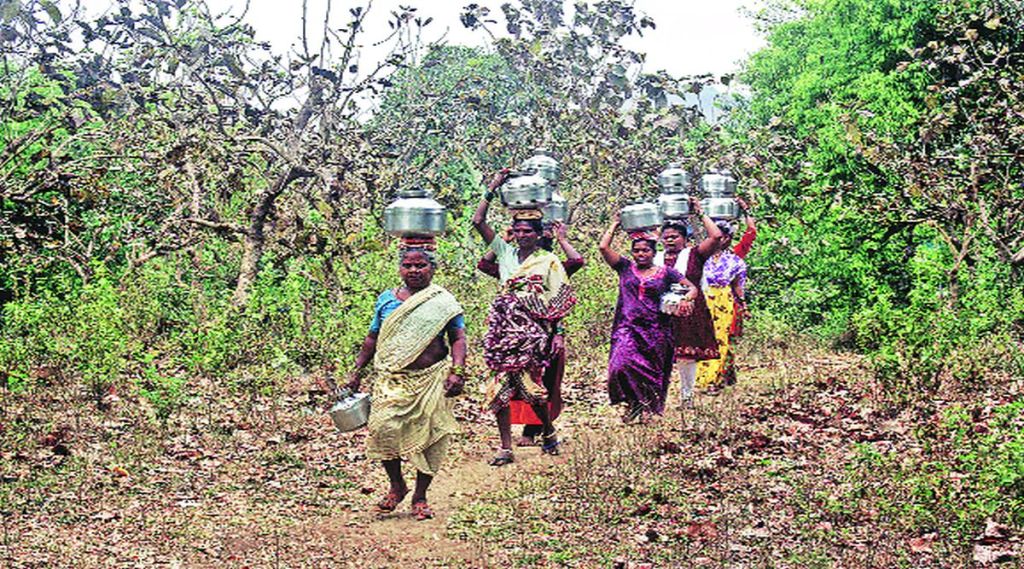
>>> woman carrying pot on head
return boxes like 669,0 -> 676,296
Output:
472,171 -> 577,466
600,213 -> 700,423
477,219 -> 583,447
654,199 -> 722,408
346,239 -> 467,520
695,220 -> 749,390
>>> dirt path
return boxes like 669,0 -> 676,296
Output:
299,417 -> 582,568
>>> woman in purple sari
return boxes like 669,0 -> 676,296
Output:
599,214 -> 699,422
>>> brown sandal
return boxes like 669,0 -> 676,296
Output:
411,500 -> 434,521
376,488 -> 408,512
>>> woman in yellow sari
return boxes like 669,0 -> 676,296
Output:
472,171 -> 577,466
346,243 -> 466,520
696,221 -> 749,390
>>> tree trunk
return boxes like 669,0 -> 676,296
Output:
232,166 -> 312,307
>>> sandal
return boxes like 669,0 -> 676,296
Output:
488,449 -> 514,467
621,405 -> 643,424
410,500 -> 434,521
541,433 -> 561,456
376,488 -> 408,512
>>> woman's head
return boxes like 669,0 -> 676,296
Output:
714,220 -> 735,250
629,232 -> 659,267
660,221 -> 690,253
398,248 -> 436,289
511,218 -> 543,250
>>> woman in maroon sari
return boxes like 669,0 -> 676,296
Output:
654,198 -> 723,408
599,214 -> 699,422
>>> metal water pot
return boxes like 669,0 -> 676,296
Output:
698,170 -> 738,197
501,173 -> 553,209
657,162 -> 692,192
541,190 -> 568,223
658,192 -> 691,219
701,197 -> 739,220
383,187 -> 447,237
660,283 -> 691,315
620,201 -> 663,231
657,163 -> 692,219
521,148 -> 561,187
329,388 -> 371,432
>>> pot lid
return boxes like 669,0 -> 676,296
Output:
657,162 -> 692,190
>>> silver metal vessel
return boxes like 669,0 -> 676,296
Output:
501,173 -> 553,209
329,389 -> 371,432
521,148 -> 561,187
383,188 -> 447,236
658,193 -> 691,219
657,162 -> 692,192
698,170 -> 738,197
620,201 -> 663,231
660,283 -> 691,315
701,197 -> 740,220
541,190 -> 568,223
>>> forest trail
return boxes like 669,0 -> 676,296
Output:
304,436 -> 568,568
301,404 -> 617,568
280,358 -> 791,569
8,348 -> 1013,568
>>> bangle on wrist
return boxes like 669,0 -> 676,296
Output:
450,364 -> 466,378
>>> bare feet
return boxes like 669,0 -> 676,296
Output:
516,435 -> 537,447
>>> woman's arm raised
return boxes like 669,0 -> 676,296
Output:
472,169 -> 509,244
599,214 -> 623,268
553,221 -> 583,265
693,197 -> 724,258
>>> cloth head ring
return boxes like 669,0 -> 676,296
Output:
511,209 -> 544,221
399,235 -> 437,251
628,230 -> 659,243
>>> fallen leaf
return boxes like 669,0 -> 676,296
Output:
974,544 -> 1015,565
909,533 -> 936,553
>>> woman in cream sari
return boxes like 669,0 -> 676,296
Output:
472,171 -> 577,466
346,244 -> 466,520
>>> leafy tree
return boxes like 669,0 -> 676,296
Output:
1,0 -> 430,306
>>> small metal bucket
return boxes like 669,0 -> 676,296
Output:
329,388 -> 371,432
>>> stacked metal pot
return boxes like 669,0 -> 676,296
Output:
502,148 -> 568,223
383,187 -> 448,237
620,162 -> 691,231
699,170 -> 740,220
656,162 -> 693,220
620,164 -> 741,231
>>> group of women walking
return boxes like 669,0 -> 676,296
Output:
344,169 -> 754,519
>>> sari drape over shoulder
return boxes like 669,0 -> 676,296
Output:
366,284 -> 463,476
